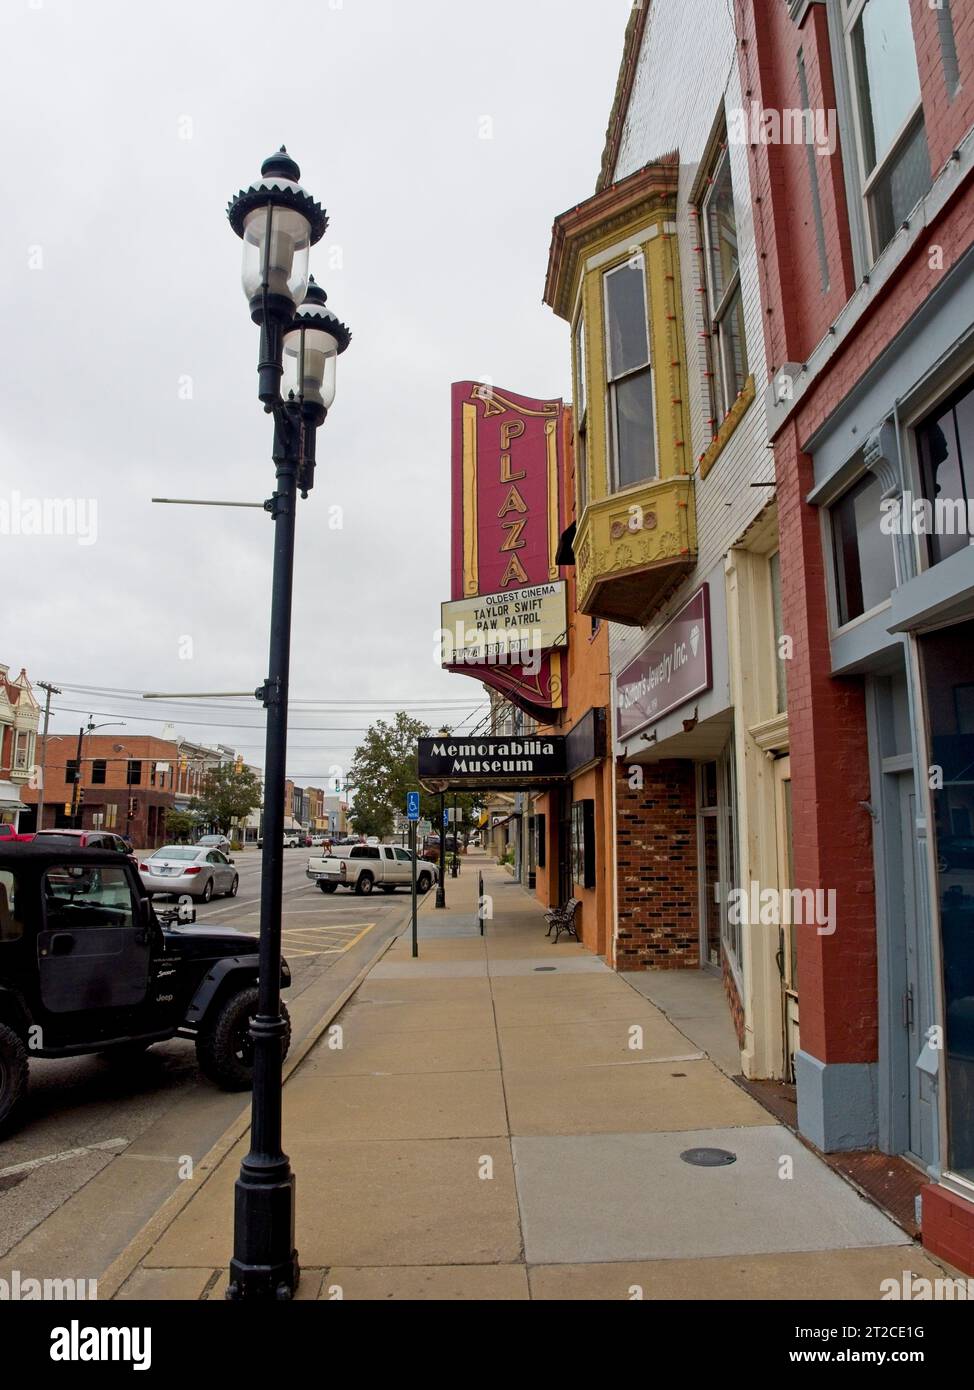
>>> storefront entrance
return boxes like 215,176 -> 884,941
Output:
919,618 -> 974,1184
774,756 -> 799,1082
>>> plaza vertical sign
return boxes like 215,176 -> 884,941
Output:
445,382 -> 569,718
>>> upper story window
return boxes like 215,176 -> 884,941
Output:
126,759 -> 142,786
602,255 -> 656,491
12,730 -> 31,771
843,0 -> 930,259
917,375 -> 974,567
701,145 -> 748,419
91,759 -> 107,785
829,468 -> 896,627
573,313 -> 588,513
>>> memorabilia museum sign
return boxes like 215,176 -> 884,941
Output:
615,586 -> 712,741
444,382 -> 569,718
418,735 -> 566,790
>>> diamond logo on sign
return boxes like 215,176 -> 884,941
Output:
689,624 -> 700,658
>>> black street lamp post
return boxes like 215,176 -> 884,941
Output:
435,726 -> 449,908
225,149 -> 351,1301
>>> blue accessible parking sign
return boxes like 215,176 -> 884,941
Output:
406,791 -> 420,821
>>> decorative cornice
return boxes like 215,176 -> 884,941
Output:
597,1 -> 651,194
544,156 -> 680,321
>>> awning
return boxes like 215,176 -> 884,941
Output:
0,781 -> 26,812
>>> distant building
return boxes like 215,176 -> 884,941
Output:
0,664 -> 39,832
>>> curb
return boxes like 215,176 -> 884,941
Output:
98,917 -> 403,1301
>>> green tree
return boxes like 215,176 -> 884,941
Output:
347,714 -> 483,838
189,763 -> 262,833
164,808 -> 199,843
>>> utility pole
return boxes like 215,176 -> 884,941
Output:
69,724 -> 85,828
34,681 -> 61,833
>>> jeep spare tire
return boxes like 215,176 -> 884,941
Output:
0,1023 -> 29,1134
196,987 -> 291,1091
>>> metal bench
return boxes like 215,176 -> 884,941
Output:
544,897 -> 580,944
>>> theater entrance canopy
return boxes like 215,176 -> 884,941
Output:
418,735 -> 566,793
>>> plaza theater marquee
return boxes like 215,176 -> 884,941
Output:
418,735 -> 566,792
443,381 -> 569,720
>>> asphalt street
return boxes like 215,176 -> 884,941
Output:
0,847 -> 426,1285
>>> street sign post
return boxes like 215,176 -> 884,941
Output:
409,820 -> 418,958
406,791 -> 420,956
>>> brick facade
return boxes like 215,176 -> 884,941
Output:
736,0 -> 974,1270
615,759 -> 698,969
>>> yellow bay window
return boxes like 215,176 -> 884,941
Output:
545,159 -> 696,625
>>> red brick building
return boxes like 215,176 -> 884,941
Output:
23,734 -> 179,848
738,0 -> 974,1271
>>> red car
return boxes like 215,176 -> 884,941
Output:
30,828 -> 134,859
0,823 -> 33,843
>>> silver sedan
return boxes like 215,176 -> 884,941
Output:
139,845 -> 239,903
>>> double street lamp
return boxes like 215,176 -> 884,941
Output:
225,148 -> 351,1302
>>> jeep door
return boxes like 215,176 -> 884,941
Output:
37,863 -> 152,1013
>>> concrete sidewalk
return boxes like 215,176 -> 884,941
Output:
108,853 -> 948,1300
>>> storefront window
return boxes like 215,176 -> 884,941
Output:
917,377 -> 974,566
698,747 -> 741,973
830,469 -> 896,626
571,800 -> 595,889
921,619 -> 974,1183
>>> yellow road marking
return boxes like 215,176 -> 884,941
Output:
274,921 -> 376,959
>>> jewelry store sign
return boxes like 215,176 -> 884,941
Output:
615,586 -> 712,741
440,581 -> 567,664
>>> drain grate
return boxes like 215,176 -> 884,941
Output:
680,1147 -> 737,1167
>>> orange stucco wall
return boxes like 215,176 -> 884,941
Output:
533,405 -> 614,959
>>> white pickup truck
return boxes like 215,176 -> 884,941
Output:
306,843 -> 439,896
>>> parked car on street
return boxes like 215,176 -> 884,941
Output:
139,845 -> 239,902
0,842 -> 291,1130
197,833 -> 232,855
32,829 -> 133,858
0,824 -> 34,844
306,843 -> 438,895
283,831 -> 301,848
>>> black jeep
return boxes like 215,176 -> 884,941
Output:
0,843 -> 291,1133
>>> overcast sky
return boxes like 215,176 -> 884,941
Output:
0,0 -> 631,787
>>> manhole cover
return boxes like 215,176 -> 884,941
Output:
680,1147 -> 737,1167
534,966 -> 557,972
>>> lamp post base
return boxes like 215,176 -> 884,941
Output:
226,1168 -> 299,1301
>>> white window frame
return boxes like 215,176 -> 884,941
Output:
840,0 -> 927,262
12,730 -> 30,771
602,254 -> 657,493
700,145 -> 748,420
